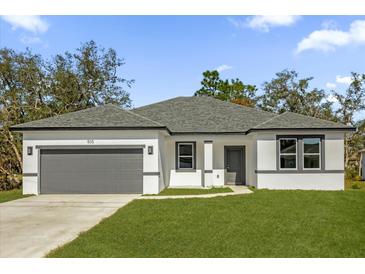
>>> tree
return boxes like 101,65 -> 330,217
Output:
332,73 -> 365,171
48,41 -> 133,114
0,48 -> 48,188
0,41 -> 133,190
195,70 -> 257,107
258,70 -> 335,120
333,72 -> 365,125
351,119 -> 365,177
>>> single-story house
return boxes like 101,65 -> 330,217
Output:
11,96 -> 356,195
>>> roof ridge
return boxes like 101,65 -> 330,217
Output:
252,110 -> 351,130
132,95 -> 274,115
133,96 -> 185,111
195,96 -> 279,116
102,104 -> 166,127
284,111 -> 348,126
136,95 -> 278,117
124,109 -> 165,127
252,112 -> 283,128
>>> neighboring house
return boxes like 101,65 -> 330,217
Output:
11,96 -> 356,195
360,149 -> 365,180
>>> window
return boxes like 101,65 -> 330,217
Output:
279,138 -> 297,169
176,142 -> 195,169
277,135 -> 324,172
303,138 -> 321,169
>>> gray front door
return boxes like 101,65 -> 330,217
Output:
225,146 -> 245,185
40,148 -> 143,194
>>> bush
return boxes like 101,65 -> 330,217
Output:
351,183 -> 360,189
345,166 -> 358,179
0,175 -> 22,191
354,175 -> 363,181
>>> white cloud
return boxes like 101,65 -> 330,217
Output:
2,15 -> 49,33
296,20 -> 365,54
336,75 -> 352,85
246,16 -> 300,32
325,75 -> 352,90
215,64 -> 232,73
227,16 -> 300,32
326,82 -> 337,89
20,35 -> 42,45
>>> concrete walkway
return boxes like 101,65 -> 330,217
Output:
0,194 -> 139,258
139,186 -> 252,200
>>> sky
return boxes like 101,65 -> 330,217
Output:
1,15 -> 365,121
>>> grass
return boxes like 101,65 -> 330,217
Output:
48,189 -> 365,258
146,187 -> 233,196
345,179 -> 365,190
0,189 -> 30,203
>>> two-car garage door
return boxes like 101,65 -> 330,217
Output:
40,148 -> 143,194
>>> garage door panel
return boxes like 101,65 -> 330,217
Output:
40,148 -> 143,194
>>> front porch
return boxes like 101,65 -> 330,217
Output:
163,135 -> 257,188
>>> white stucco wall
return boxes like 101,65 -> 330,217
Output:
22,130 -> 165,195
164,135 -> 256,187
257,173 -> 344,190
21,128 -> 348,194
325,132 -> 345,170
256,133 -> 276,171
255,131 -> 346,190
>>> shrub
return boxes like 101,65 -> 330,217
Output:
0,175 -> 22,191
354,175 -> 362,181
345,166 -> 358,179
351,183 -> 360,189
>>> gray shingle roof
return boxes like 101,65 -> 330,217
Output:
11,104 -> 165,130
11,96 -> 355,133
251,111 -> 353,131
133,96 -> 277,133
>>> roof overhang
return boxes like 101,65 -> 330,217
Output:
169,131 -> 247,135
10,126 -> 171,135
10,125 -> 356,136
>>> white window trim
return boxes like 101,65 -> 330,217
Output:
279,138 -> 298,170
177,142 -> 195,170
302,138 -> 321,170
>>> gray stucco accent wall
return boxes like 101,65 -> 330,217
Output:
255,134 -> 344,174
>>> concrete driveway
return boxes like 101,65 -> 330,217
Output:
0,194 -> 140,258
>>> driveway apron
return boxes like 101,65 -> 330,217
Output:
0,194 -> 139,258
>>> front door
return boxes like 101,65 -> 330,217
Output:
225,146 -> 245,185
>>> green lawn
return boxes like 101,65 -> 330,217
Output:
48,190 -> 365,258
147,187 -> 233,196
0,189 -> 29,203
